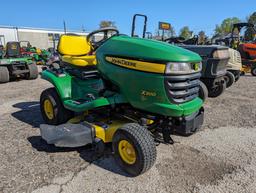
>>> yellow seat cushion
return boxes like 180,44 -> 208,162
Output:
58,35 -> 91,56
62,55 -> 97,67
58,34 -> 97,67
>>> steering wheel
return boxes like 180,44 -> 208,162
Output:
86,27 -> 119,50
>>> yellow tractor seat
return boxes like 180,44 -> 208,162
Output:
62,55 -> 97,67
58,34 -> 96,67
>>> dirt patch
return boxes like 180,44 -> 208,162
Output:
156,145 -> 235,193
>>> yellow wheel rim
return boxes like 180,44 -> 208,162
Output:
118,140 -> 136,164
43,99 -> 54,120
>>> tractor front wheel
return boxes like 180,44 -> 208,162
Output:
224,71 -> 235,88
251,67 -> 256,76
208,82 -> 226,98
0,66 -> 9,83
112,123 -> 157,176
40,88 -> 74,125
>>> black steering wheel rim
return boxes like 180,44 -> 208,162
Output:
86,27 -> 119,49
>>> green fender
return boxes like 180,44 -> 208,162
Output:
41,70 -> 72,100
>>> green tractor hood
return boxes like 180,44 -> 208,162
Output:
96,35 -> 203,117
97,35 -> 201,63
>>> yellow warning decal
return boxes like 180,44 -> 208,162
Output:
105,56 -> 166,73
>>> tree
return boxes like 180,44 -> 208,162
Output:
99,21 -> 116,29
245,12 -> 256,41
214,17 -> 241,36
198,31 -> 206,45
179,26 -> 193,39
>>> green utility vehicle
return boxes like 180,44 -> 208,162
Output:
0,41 -> 38,83
39,28 -> 204,176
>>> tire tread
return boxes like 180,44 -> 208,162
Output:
0,66 -> 9,83
114,123 -> 157,175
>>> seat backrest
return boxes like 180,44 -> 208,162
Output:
58,34 -> 91,56
6,42 -> 21,58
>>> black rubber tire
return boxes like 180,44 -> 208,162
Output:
235,72 -> 240,82
251,67 -> 256,76
26,63 -> 38,80
224,71 -> 235,88
198,81 -> 208,102
0,66 -> 9,83
40,88 -> 74,125
208,82 -> 226,98
112,123 -> 157,176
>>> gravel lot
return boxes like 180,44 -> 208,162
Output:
0,71 -> 255,193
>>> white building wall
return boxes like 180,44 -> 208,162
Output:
18,31 -> 56,49
17,28 -> 89,49
0,27 -> 19,45
0,26 -> 92,49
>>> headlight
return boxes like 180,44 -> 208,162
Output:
213,49 -> 229,59
165,62 -> 202,74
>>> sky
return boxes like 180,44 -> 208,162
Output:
0,0 -> 255,37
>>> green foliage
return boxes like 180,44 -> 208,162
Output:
198,31 -> 206,45
214,17 -> 241,36
179,26 -> 193,39
99,21 -> 116,29
245,12 -> 256,41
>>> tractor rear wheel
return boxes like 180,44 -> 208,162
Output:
0,66 -> 10,83
40,88 -> 74,125
224,71 -> 235,88
251,67 -> 256,76
198,80 -> 208,102
208,82 -> 226,98
112,123 -> 156,176
26,63 -> 38,80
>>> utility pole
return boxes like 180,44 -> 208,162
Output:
63,21 -> 67,34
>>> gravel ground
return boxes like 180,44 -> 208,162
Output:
0,72 -> 255,193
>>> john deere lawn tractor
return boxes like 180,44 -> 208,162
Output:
0,41 -> 38,83
39,28 -> 204,176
